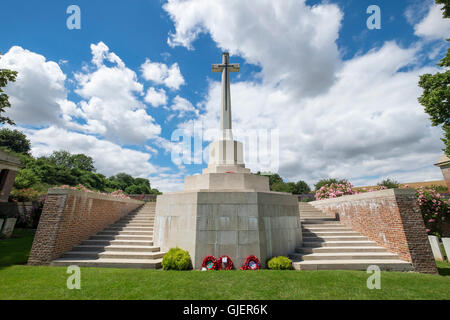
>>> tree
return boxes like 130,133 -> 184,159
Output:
13,168 -> 38,189
44,151 -> 72,169
255,172 -> 311,194
418,0 -> 450,155
26,157 -> 58,186
0,53 -> 17,125
294,180 -> 311,194
70,154 -> 96,172
271,181 -> 291,193
125,184 -> 151,195
0,128 -> 31,155
436,0 -> 450,18
108,173 -> 135,191
134,178 -> 151,189
268,173 -> 283,187
44,150 -> 95,172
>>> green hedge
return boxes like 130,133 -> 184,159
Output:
161,247 -> 191,270
267,256 -> 292,270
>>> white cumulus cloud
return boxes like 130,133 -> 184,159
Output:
168,95 -> 199,119
414,3 -> 450,40
163,0 -> 343,97
145,87 -> 168,107
67,42 -> 161,144
140,58 -> 185,90
0,46 -> 68,126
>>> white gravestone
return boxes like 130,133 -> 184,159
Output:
428,235 -> 444,261
442,238 -> 450,262
0,219 -> 4,233
1,218 -> 17,238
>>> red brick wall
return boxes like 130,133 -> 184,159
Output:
28,189 -> 143,265
310,189 -> 437,274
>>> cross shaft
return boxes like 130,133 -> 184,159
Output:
212,52 -> 239,140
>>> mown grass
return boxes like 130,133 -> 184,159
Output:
0,229 -> 449,300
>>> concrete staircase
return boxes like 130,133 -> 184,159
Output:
291,203 -> 413,271
51,202 -> 164,269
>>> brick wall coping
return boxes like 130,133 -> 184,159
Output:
434,154 -> 450,167
0,149 -> 21,171
47,188 -> 144,204
310,188 -> 415,205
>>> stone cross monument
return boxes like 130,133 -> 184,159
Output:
212,52 -> 239,141
154,52 -> 302,269
203,53 -> 249,174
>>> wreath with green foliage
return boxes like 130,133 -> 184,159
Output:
202,255 -> 218,270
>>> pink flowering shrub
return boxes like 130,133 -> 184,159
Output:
10,188 -> 42,202
56,184 -> 131,200
315,182 -> 388,200
416,186 -> 450,237
315,181 -> 356,200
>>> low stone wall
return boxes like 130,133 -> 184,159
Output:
309,189 -> 437,274
28,189 -> 143,265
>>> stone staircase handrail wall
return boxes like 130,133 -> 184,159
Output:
28,188 -> 144,265
308,188 -> 437,274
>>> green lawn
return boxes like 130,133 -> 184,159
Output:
1,229 -> 449,300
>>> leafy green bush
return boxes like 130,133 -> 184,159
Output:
267,256 -> 292,270
377,178 -> 399,189
428,184 -> 449,194
161,247 -> 191,270
13,169 -> 39,189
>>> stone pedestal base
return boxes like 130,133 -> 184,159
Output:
154,190 -> 302,269
202,164 -> 250,174
185,173 -> 270,192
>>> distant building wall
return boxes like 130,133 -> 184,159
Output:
310,189 -> 437,274
28,189 -> 143,265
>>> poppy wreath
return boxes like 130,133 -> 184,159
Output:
202,255 -> 219,270
240,255 -> 261,270
217,255 -> 234,270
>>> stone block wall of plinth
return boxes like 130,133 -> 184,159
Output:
435,154 -> 450,192
154,190 -> 302,269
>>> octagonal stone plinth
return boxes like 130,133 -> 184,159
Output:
184,172 -> 270,192
154,190 -> 302,269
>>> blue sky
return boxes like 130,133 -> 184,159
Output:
0,0 -> 449,191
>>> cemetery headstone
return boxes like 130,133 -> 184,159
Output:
1,217 -> 17,239
442,238 -> 450,262
428,235 -> 444,261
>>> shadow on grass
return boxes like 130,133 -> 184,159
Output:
0,229 -> 35,269
436,261 -> 450,276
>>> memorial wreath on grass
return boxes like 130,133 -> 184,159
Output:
202,255 -> 219,270
218,255 -> 234,270
240,255 -> 261,270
